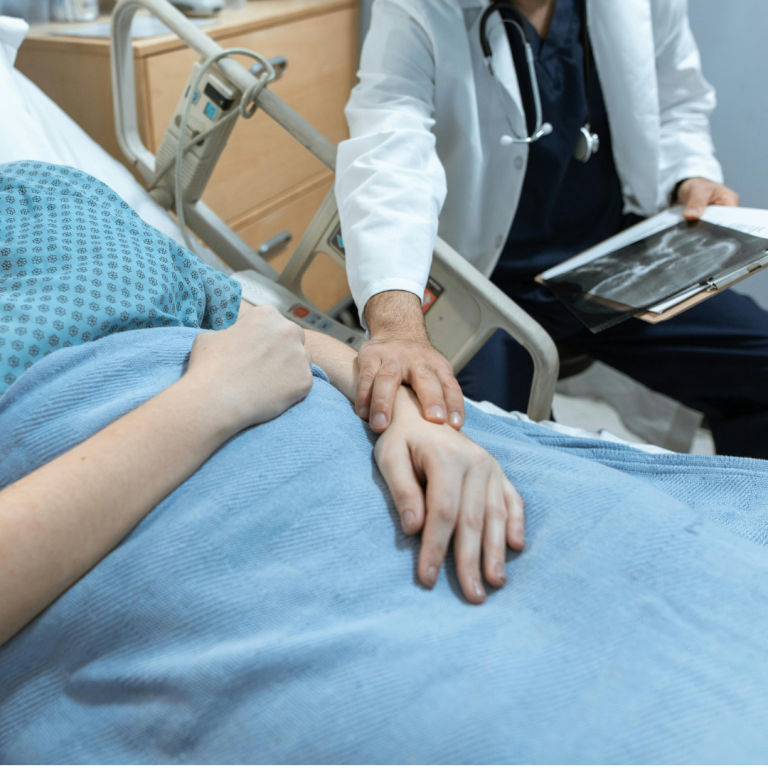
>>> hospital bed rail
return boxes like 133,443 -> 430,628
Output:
109,0 -> 559,421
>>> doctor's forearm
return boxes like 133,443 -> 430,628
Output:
364,290 -> 427,339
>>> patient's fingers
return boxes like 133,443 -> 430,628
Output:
482,474 -> 509,588
410,365 -> 448,426
437,368 -> 466,430
368,359 -> 403,433
355,354 -> 381,422
453,466 -> 490,603
503,479 -> 525,550
418,456 -> 463,589
374,440 -> 426,536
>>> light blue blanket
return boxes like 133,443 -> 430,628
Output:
2,327 -> 768,764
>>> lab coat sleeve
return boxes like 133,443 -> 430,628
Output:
653,0 -> 724,208
335,0 -> 447,326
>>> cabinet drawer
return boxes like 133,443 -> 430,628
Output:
235,175 -> 350,312
144,6 -> 357,223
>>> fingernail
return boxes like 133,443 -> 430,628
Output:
427,565 -> 438,586
495,563 -> 507,583
358,407 -> 369,420
428,405 -> 446,421
449,412 -> 462,428
473,580 -> 486,600
370,413 -> 387,430
403,511 -> 415,530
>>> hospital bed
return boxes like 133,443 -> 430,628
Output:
0,7 -> 672,452
107,0 -> 559,422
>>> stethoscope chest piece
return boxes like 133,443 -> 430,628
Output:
574,124 -> 600,162
482,0 -> 600,163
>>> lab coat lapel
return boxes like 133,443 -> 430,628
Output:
588,0 -> 661,214
465,0 -> 527,140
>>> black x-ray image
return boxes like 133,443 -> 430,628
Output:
543,220 -> 768,332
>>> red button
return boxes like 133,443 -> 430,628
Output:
292,306 -> 310,318
422,288 -> 437,314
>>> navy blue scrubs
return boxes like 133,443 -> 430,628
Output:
457,0 -> 768,458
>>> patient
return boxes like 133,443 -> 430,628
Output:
4,162 -> 768,763
0,160 -> 522,646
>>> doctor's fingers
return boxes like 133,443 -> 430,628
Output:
367,359 -> 406,432
374,438 -> 426,536
409,363 -> 451,426
355,352 -> 383,422
436,366 -> 465,429
711,186 -> 740,207
681,183 -> 712,221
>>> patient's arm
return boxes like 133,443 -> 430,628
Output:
0,306 -> 312,647
296,313 -> 525,604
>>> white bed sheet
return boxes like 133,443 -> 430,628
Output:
0,15 -> 185,247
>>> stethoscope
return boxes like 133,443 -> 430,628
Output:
478,0 -> 600,162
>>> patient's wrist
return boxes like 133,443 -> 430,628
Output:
170,375 -> 245,442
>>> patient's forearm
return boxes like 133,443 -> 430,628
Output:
303,328 -> 358,402
0,377 -> 238,647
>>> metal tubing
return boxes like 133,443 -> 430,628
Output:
111,0 -> 337,176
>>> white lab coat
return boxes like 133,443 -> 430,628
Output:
335,0 -> 724,321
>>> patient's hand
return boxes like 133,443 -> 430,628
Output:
374,388 -> 525,604
186,304 -> 314,431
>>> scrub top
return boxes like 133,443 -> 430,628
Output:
492,0 -> 630,297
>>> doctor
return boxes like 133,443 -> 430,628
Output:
335,0 -> 768,459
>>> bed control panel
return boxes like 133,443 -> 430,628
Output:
232,270 -> 366,350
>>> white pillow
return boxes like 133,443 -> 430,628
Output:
0,15 -> 186,246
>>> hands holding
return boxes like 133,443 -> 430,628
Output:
194,299 -> 524,604
676,177 -> 739,221
357,290 -> 465,433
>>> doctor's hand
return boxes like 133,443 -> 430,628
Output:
676,177 -> 739,221
374,386 -> 525,603
357,290 -> 465,433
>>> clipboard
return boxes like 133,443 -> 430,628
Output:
534,210 -> 768,325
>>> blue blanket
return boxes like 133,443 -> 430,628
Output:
2,327 -> 768,764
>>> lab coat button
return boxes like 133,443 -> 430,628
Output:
495,235 -> 503,248
514,156 -> 524,170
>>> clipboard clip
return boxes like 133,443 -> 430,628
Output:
704,251 -> 768,292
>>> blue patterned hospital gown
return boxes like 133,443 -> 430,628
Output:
0,162 -> 241,395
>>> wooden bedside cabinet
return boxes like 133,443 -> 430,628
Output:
16,0 -> 357,312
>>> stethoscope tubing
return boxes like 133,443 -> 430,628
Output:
480,0 -> 595,153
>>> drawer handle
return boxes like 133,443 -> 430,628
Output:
250,55 -> 288,81
258,230 -> 292,260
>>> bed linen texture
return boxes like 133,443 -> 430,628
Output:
1,327 -> 768,764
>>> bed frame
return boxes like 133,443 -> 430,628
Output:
109,0 -> 559,420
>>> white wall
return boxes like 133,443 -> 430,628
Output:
688,0 -> 768,308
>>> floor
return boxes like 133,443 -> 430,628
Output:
551,392 -> 717,455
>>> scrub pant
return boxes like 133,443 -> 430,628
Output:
457,287 -> 768,459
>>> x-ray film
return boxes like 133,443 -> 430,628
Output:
542,220 -> 768,332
